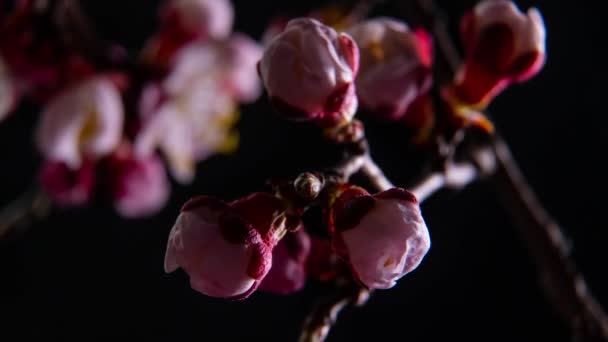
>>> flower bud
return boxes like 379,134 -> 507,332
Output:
36,77 -> 124,169
450,0 -> 546,108
259,229 -> 311,294
105,144 -> 170,218
347,18 -> 433,120
331,187 -> 430,289
259,18 -> 359,127
164,193 -> 290,299
40,160 -> 96,207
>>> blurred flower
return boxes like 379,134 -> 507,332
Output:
331,187 -> 430,289
0,57 -> 17,122
40,159 -> 96,207
447,0 -> 546,108
36,76 -> 124,169
223,34 -> 263,103
136,37 -> 261,183
162,0 -> 234,41
259,18 -> 359,127
259,228 -> 311,294
105,144 -> 170,219
164,193 -> 290,299
348,18 -> 433,121
0,3 -> 94,101
145,0 -> 235,63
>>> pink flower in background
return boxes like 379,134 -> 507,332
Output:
136,37 -> 261,183
145,0 -> 234,63
0,4 -> 95,101
259,228 -> 311,294
40,160 -> 96,207
449,0 -> 546,107
162,0 -> 234,41
105,144 -> 170,219
36,77 -> 124,169
259,18 -> 360,127
0,57 -> 17,122
331,187 -> 430,289
348,18 -> 433,121
164,193 -> 290,299
135,80 -> 237,184
223,34 -> 264,103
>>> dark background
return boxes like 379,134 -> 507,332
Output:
1,0 -> 607,340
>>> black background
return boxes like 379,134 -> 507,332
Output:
1,0 -> 607,340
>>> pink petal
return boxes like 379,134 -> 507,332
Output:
36,77 -> 124,169
333,189 -> 430,289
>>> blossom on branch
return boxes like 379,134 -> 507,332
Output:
347,18 -> 433,121
330,187 -> 430,289
448,0 -> 546,108
164,193 -> 296,299
259,18 -> 359,127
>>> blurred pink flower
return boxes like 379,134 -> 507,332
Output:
449,0 -> 546,108
331,187 -> 430,289
259,18 -> 359,127
165,193 -> 289,299
259,228 -> 311,294
162,0 -> 234,41
136,37 -> 262,183
40,159 -> 96,207
105,144 -> 170,219
348,18 -> 433,121
36,77 -> 124,169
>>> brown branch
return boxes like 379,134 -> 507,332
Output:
0,183 -> 50,239
415,0 -> 608,338
491,136 -> 608,340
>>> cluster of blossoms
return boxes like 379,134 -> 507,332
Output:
0,0 -> 262,217
164,0 -> 546,298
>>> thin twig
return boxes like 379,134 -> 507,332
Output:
359,156 -> 394,192
417,0 -> 608,338
0,183 -> 50,239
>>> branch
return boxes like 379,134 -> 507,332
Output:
416,0 -> 608,338
298,145 -> 494,342
0,183 -> 50,239
491,136 -> 608,340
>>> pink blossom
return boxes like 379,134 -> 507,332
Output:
36,77 -> 124,169
259,18 -> 360,127
135,80 -> 236,184
223,34 -> 263,103
331,187 -> 430,289
348,18 -> 433,121
40,160 -> 96,207
164,193 -> 290,299
136,37 -> 261,183
449,0 -> 546,107
105,144 -> 170,219
259,229 -> 311,295
162,0 -> 234,41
